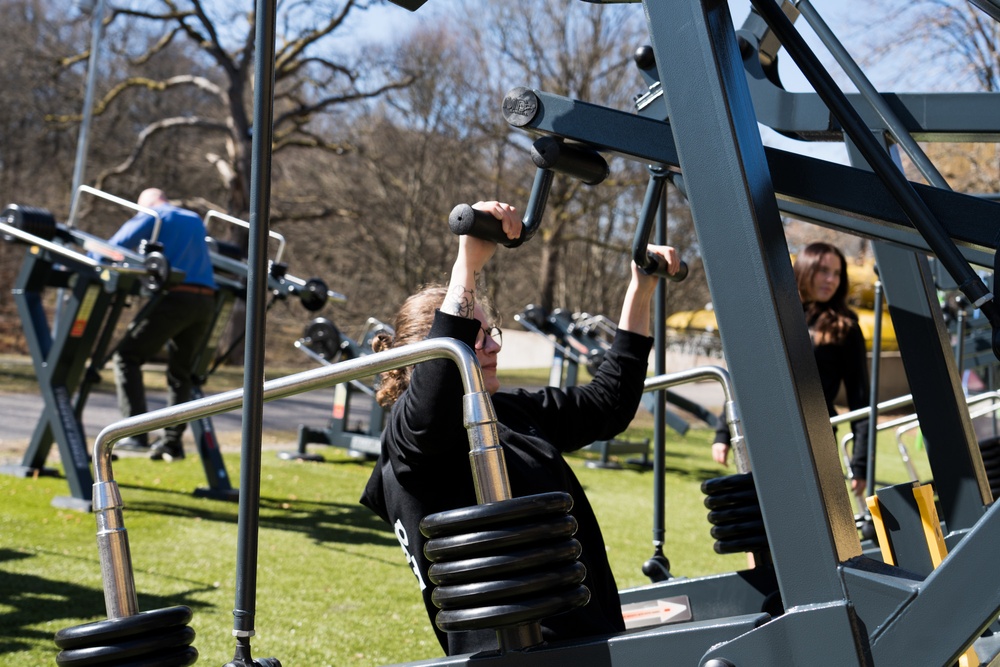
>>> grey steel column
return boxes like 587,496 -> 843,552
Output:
845,140 -> 990,536
642,0 -> 861,631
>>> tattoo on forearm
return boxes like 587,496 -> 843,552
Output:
443,284 -> 476,318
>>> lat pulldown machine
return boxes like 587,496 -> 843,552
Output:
64,0 -> 1000,665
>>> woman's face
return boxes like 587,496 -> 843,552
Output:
473,304 -> 501,395
806,252 -> 841,304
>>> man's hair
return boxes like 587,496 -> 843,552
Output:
137,188 -> 168,209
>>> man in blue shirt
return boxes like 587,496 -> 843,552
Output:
110,188 -> 218,461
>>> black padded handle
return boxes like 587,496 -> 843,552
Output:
449,204 -> 524,248
640,251 -> 689,282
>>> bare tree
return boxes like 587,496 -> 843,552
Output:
849,0 -> 1000,92
0,0 -> 92,354
299,26 -> 505,329
459,0 -> 709,318
49,0 -> 417,219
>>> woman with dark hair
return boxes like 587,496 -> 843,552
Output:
712,241 -> 871,497
360,200 -> 682,656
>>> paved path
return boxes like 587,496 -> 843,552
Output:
0,387 -> 337,459
0,332 -> 727,464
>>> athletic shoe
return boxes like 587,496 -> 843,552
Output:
149,438 -> 185,461
116,437 -> 150,452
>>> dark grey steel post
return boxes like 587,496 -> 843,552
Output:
650,180 -> 668,567
229,0 -> 277,662
845,140 -> 990,535
68,0 -> 107,224
644,0 -> 859,581
865,280 -> 883,499
643,0 -> 866,662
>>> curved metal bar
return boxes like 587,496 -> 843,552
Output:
644,366 -> 748,472
91,338 -> 499,620
0,217 -> 152,279
631,167 -> 669,273
516,167 -> 553,247
1,218 -> 103,268
204,210 -> 287,265
839,390 -> 1000,486
70,227 -> 147,265
830,393 -> 916,427
70,185 -> 163,244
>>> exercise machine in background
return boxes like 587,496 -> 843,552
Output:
279,316 -> 393,462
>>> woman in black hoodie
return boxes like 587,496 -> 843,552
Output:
360,199 -> 681,656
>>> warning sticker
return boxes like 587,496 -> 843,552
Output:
70,286 -> 100,337
621,596 -> 692,630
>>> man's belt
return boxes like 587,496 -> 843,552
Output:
169,284 -> 216,296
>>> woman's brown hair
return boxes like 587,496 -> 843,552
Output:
372,285 -> 449,408
794,242 -> 857,346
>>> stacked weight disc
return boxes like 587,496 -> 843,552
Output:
980,436 -> 1000,499
701,472 -> 769,556
54,606 -> 197,667
420,492 -> 590,638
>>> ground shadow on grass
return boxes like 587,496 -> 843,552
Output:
0,548 -> 212,655
573,448 -> 726,486
115,482 -> 397,550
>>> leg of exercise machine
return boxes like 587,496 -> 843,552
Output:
0,203 -> 180,511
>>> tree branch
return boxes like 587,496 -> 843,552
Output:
45,75 -> 225,123
93,116 -> 228,190
272,76 -> 417,129
275,0 -> 356,74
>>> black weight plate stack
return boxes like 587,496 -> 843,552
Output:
979,436 -> 1000,499
702,473 -> 769,555
420,492 -> 591,634
54,606 -> 197,667
3,203 -> 57,242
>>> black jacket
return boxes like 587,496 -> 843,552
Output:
360,311 -> 652,655
715,315 -> 871,479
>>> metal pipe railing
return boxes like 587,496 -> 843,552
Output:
0,216 -> 153,280
644,366 -> 747,473
893,395 -> 1000,483
69,185 -> 163,243
839,390 -> 1000,483
204,210 -> 287,266
830,393 -> 917,428
90,337 -> 501,620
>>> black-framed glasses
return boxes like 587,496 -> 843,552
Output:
475,326 -> 503,350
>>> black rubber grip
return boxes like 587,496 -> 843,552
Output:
640,252 -> 689,282
448,204 -> 523,247
529,136 -> 609,186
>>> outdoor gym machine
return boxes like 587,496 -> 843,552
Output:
0,199 -> 181,511
68,0 -> 1000,662
0,184 -> 344,509
281,315 -> 394,461
60,338 -> 565,664
379,0 -> 1000,664
180,210 -> 344,499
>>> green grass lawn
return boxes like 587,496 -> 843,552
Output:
0,356 -> 938,665
0,403 -> 935,667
